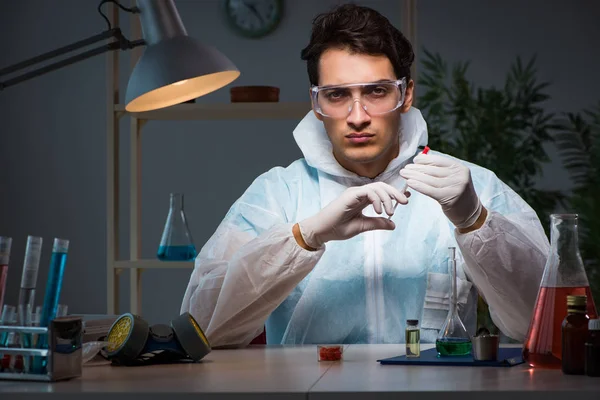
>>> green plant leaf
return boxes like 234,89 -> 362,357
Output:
554,104 -> 600,303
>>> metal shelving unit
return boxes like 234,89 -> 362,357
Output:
106,1 -> 417,316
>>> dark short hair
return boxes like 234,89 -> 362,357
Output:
300,3 -> 414,86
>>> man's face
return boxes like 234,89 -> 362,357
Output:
312,48 -> 414,177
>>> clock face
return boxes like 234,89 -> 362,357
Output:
224,0 -> 283,38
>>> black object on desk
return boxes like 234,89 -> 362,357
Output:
378,347 -> 524,367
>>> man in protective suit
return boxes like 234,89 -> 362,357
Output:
181,4 -> 548,348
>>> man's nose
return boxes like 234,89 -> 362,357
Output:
346,99 -> 371,126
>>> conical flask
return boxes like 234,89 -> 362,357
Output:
523,214 -> 598,368
436,247 -> 472,356
157,193 -> 197,261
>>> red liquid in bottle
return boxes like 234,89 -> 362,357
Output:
523,286 -> 598,368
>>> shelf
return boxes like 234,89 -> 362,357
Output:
114,102 -> 312,121
106,1 -> 416,317
115,260 -> 194,269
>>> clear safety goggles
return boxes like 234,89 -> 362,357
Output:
310,77 -> 407,119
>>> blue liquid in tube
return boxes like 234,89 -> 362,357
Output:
39,251 -> 68,328
34,238 -> 69,373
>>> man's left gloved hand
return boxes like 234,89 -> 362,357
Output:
399,153 -> 483,229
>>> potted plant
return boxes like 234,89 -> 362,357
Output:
555,103 -> 600,304
417,49 -> 564,229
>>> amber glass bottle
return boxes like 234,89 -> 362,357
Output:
586,319 -> 600,377
561,295 -> 589,375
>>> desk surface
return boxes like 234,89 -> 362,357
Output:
1,344 -> 599,400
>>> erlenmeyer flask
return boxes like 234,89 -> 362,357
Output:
523,214 -> 598,368
157,193 -> 197,261
436,247 -> 472,356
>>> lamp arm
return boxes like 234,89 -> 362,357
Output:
0,28 -> 145,91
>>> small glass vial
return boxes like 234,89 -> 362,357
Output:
406,319 -> 420,358
585,319 -> 600,377
561,295 -> 589,375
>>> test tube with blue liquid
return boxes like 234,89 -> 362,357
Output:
33,238 -> 69,373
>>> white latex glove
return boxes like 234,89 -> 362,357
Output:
399,153 -> 482,229
298,182 -> 409,249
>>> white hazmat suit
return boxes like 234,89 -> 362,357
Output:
181,107 -> 549,348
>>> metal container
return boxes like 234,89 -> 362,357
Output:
0,316 -> 82,381
472,334 -> 499,361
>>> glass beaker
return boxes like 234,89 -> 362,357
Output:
157,193 -> 197,261
436,247 -> 472,356
523,214 -> 598,368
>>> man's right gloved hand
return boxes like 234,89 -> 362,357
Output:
297,182 -> 409,249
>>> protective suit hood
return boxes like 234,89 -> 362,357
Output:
292,107 -> 429,182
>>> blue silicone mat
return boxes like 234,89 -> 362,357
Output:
378,347 -> 524,367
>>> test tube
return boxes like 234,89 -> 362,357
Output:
57,304 -> 68,317
17,236 -> 43,326
12,236 -> 43,371
33,238 -> 69,373
33,304 -> 66,324
389,146 -> 430,220
39,238 -> 69,328
0,237 -> 12,311
0,305 -> 16,346
12,304 -> 33,373
0,305 -> 16,372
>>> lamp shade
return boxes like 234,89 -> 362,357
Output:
125,0 -> 240,112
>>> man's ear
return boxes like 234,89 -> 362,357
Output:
400,79 -> 414,113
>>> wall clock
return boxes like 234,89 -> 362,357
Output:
224,0 -> 283,39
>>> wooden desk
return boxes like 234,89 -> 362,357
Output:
1,344 -> 599,399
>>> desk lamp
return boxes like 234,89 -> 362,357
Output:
0,0 -> 240,111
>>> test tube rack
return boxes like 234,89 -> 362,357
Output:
0,316 -> 82,382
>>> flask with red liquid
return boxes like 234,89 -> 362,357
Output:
523,214 -> 598,368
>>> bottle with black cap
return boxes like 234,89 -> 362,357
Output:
586,319 -> 600,377
562,295 -> 589,375
406,319 -> 420,358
